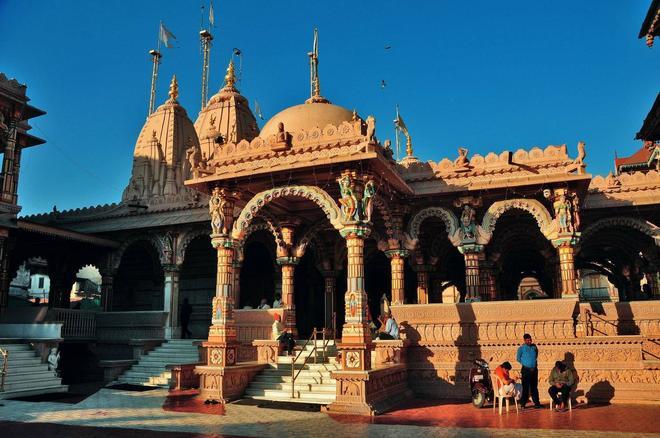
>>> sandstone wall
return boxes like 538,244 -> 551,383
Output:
391,300 -> 660,403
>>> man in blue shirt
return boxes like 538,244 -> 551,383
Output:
376,313 -> 399,340
516,333 -> 542,409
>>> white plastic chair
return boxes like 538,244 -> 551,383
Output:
492,373 -> 519,415
549,389 -> 573,411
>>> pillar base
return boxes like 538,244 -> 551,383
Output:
195,363 -> 265,403
325,364 -> 411,416
337,341 -> 372,371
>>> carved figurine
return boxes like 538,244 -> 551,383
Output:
575,141 -> 586,166
366,115 -> 376,143
454,147 -> 470,170
553,192 -> 573,234
571,195 -> 581,232
605,172 -> 621,188
362,180 -> 376,223
337,174 -> 358,222
209,187 -> 226,235
185,139 -> 201,177
277,122 -> 287,143
47,347 -> 60,376
459,204 -> 477,240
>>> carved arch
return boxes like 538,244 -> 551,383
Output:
580,217 -> 660,248
235,221 -> 284,262
110,233 -> 166,272
408,207 -> 460,247
232,185 -> 342,240
293,222 -> 331,258
176,226 -> 211,265
480,199 -> 556,245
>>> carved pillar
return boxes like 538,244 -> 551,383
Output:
339,225 -> 372,371
278,223 -> 299,337
1,113 -> 20,204
163,265 -> 181,339
459,244 -> 483,301
480,258 -> 497,301
553,238 -> 579,299
415,265 -> 430,304
385,249 -> 408,305
322,271 -> 336,334
232,261 -> 241,307
100,270 -> 115,311
0,232 -> 10,313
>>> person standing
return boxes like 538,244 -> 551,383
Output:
180,298 -> 193,339
516,333 -> 542,409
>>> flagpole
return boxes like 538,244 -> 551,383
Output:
148,49 -> 162,116
200,29 -> 213,110
394,104 -> 401,161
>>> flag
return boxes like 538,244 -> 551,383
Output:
233,47 -> 242,56
254,100 -> 264,120
209,1 -> 215,27
159,22 -> 177,49
394,106 -> 409,137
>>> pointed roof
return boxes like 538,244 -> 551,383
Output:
194,60 -> 260,158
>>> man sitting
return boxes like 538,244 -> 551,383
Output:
376,312 -> 399,340
548,360 -> 574,411
494,361 -> 521,400
257,298 -> 271,310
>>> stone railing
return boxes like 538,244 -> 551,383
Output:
578,302 -> 660,337
96,311 -> 168,341
48,309 -> 97,339
234,309 -> 283,343
391,299 -> 578,344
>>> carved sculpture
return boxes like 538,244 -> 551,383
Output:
209,187 -> 227,235
572,195 -> 581,232
366,115 -> 376,143
272,122 -> 290,151
575,141 -> 586,166
459,204 -> 477,240
605,172 -> 621,188
47,347 -> 60,376
553,191 -> 573,234
338,174 -> 358,222
186,138 -> 201,178
362,180 -> 375,223
454,147 -> 470,171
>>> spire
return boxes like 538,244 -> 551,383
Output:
168,75 -> 179,102
222,60 -> 237,92
305,27 -> 329,104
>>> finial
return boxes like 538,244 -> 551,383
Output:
168,75 -> 179,102
305,27 -> 329,104
406,135 -> 413,157
223,60 -> 237,91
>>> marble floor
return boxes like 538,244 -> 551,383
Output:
0,387 -> 658,437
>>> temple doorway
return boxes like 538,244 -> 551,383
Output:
113,240 -> 164,311
179,235 -> 215,339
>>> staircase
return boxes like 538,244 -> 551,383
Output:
115,339 -> 201,387
0,343 -> 68,399
244,340 -> 339,405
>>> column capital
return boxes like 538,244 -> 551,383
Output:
162,263 -> 181,274
384,249 -> 409,259
211,236 -> 236,249
551,233 -> 580,248
276,256 -> 299,266
458,243 -> 484,254
340,224 -> 371,239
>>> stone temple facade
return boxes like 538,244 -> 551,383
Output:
2,19 -> 660,412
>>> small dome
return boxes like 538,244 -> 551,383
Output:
260,101 -> 355,138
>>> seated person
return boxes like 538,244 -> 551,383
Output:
272,313 -> 283,340
257,298 -> 271,310
277,328 -> 296,356
272,293 -> 282,309
494,361 -> 521,400
548,360 -> 574,411
376,312 -> 399,340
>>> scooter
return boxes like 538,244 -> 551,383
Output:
469,358 -> 494,408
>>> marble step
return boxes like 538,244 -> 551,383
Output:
1,363 -> 49,373
122,370 -> 172,379
2,377 -> 63,392
253,374 -> 334,385
0,344 -> 33,351
4,370 -> 57,383
1,350 -> 38,359
117,376 -> 170,386
248,381 -> 336,393
244,388 -> 335,403
0,384 -> 69,400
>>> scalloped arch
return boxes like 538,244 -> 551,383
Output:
176,227 -> 212,265
232,186 -> 342,240
580,217 -> 660,247
408,207 -> 460,246
480,199 -> 555,244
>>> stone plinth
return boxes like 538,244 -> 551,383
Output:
325,364 -> 412,415
195,363 -> 265,402
253,339 -> 283,364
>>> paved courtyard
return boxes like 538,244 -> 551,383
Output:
0,387 -> 658,437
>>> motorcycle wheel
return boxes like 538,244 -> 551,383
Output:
472,391 -> 486,409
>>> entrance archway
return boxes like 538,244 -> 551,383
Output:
179,235 -> 215,338
113,240 -> 164,311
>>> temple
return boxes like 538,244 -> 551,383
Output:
1,22 -> 659,411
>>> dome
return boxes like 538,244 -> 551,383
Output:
260,101 -> 356,138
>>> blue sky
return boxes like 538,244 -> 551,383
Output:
1,1 -> 658,216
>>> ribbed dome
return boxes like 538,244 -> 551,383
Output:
260,101 -> 355,138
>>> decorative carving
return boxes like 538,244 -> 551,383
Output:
454,147 -> 470,171
480,198 -> 556,245
365,115 -> 376,143
579,216 -> 660,248
209,187 -> 227,235
408,207 -> 460,247
362,180 -> 375,223
232,185 -> 342,239
345,351 -> 361,369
